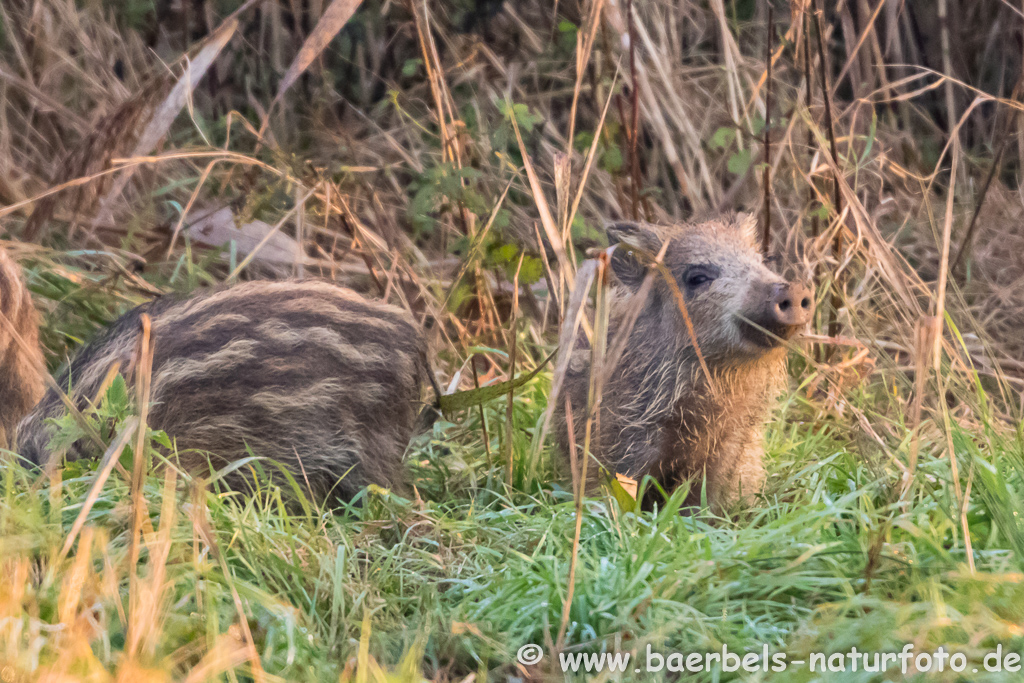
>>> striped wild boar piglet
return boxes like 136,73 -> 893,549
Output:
15,280 -> 433,503
557,215 -> 813,512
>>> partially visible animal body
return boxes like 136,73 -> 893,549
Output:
0,246 -> 46,449
15,280 -> 432,503
557,215 -> 813,512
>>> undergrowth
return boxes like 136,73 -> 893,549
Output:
2,355 -> 1024,681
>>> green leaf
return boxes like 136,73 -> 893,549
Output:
859,110 -> 878,165
601,144 -> 623,173
573,131 -> 595,153
448,235 -> 472,256
607,474 -> 640,513
492,208 -> 511,232
710,126 -> 736,150
104,375 -> 130,413
571,214 -> 605,245
727,148 -> 752,176
750,113 -> 766,137
517,256 -> 544,285
500,99 -> 543,132
436,351 -> 555,415
492,243 -> 518,264
150,429 -> 172,449
401,58 -> 423,77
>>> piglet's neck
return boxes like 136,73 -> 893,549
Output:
611,306 -> 785,413
668,346 -> 787,425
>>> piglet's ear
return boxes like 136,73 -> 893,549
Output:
605,221 -> 661,250
605,221 -> 661,290
606,220 -> 641,245
735,213 -> 761,253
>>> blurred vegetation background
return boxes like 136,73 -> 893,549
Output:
1,0 -> 1022,369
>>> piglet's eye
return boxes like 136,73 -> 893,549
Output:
684,266 -> 719,290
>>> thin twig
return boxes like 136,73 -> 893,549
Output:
813,0 -> 844,344
950,141 -> 1006,275
761,3 -> 774,254
804,7 -> 821,360
626,0 -> 643,220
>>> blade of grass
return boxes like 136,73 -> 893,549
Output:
509,109 -> 572,300
505,253 -> 525,487
557,250 -> 610,651
126,313 -> 155,659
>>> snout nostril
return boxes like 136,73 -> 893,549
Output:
778,299 -> 791,312
800,297 -> 811,309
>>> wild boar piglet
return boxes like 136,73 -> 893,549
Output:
15,279 -> 432,503
558,214 -> 814,511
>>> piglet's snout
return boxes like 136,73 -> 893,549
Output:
766,283 -> 814,337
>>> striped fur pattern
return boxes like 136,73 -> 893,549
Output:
0,246 -> 45,450
558,215 -> 808,512
16,281 -> 432,502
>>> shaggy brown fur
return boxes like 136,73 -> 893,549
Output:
557,215 -> 813,512
15,280 -> 433,503
0,246 -> 46,450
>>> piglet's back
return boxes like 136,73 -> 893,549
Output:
16,280 -> 429,502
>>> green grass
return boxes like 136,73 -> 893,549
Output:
3,347 -> 1023,681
